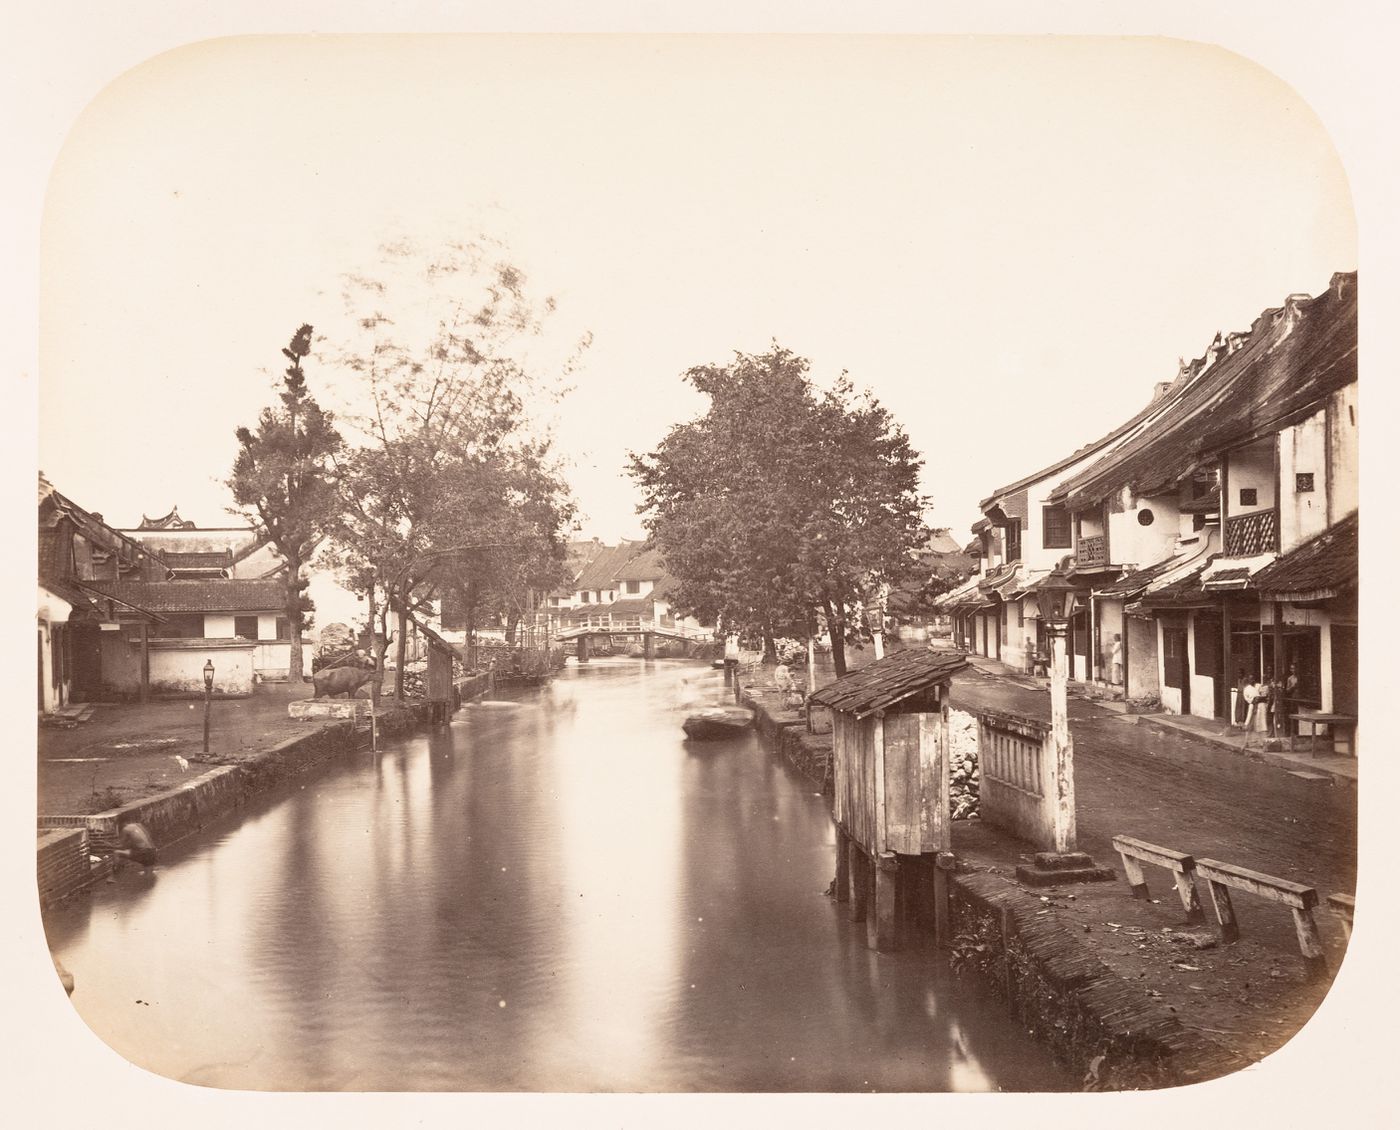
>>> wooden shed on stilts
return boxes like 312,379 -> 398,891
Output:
809,648 -> 969,951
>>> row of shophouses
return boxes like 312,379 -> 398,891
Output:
936,271 -> 1358,746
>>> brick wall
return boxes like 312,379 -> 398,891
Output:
37,828 -> 94,908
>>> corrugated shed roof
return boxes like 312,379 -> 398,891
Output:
1252,511 -> 1357,597
1053,272 -> 1357,508
809,648 -> 969,718
82,579 -> 286,613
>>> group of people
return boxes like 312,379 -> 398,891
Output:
1239,662 -> 1301,739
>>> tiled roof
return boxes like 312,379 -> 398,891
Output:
599,596 -> 654,616
1053,272 -> 1357,508
81,579 -> 286,613
574,540 -> 644,591
809,648 -> 969,719
1251,512 -> 1358,597
978,371 -> 1200,513
612,546 -> 668,582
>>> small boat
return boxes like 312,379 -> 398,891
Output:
682,705 -> 754,740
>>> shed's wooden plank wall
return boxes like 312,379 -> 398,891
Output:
834,705 -> 948,858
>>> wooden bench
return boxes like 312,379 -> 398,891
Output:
1327,893 -> 1355,940
1111,835 -> 1204,924
1195,858 -> 1327,980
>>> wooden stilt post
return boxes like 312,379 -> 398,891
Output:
834,824 -> 850,903
848,841 -> 867,923
934,851 -> 956,949
644,631 -> 655,660
874,851 -> 899,951
577,634 -> 590,663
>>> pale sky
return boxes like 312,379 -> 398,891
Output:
40,35 -> 1354,544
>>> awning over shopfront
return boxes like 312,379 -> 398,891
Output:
1093,557 -> 1182,601
1137,562 -> 1214,609
1250,511 -> 1358,601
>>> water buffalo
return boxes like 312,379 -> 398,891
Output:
312,659 -> 379,699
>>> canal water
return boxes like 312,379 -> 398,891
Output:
43,659 -> 1071,1092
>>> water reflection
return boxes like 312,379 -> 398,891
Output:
43,658 -> 1070,1092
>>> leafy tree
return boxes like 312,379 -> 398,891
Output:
326,237 -> 583,698
228,324 -> 342,681
630,346 -> 929,675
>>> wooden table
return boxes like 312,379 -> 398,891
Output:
1290,711 -> 1357,756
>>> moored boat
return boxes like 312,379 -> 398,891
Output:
682,705 -> 754,740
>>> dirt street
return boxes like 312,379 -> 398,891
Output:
946,664 -> 1357,1071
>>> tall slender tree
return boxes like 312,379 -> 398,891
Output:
228,324 -> 343,682
326,237 -> 584,698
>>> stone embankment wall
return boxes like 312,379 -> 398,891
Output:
948,872 -> 1243,1088
38,674 -> 495,909
740,688 -> 834,791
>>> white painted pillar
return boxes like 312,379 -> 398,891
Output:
1048,620 -> 1077,854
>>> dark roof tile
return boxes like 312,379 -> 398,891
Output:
809,648 -> 969,718
81,579 -> 286,613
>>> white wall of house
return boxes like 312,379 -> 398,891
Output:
1106,486 -> 1182,567
1329,384 -> 1359,521
1226,438 -> 1276,518
1278,406 -> 1330,554
147,639 -> 256,696
1001,600 -> 1029,671
37,585 -> 73,713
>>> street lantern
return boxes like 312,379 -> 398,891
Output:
1029,567 -> 1078,625
202,659 -> 214,755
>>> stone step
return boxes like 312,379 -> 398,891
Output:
1016,862 -> 1117,888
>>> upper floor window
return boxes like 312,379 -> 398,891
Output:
1239,488 -> 1258,507
579,592 -> 591,604
1295,473 -> 1315,493
624,579 -> 641,595
275,617 -> 290,641
234,615 -> 260,640
1042,505 -> 1071,549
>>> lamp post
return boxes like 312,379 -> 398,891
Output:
1027,568 -> 1079,855
202,659 -> 214,755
